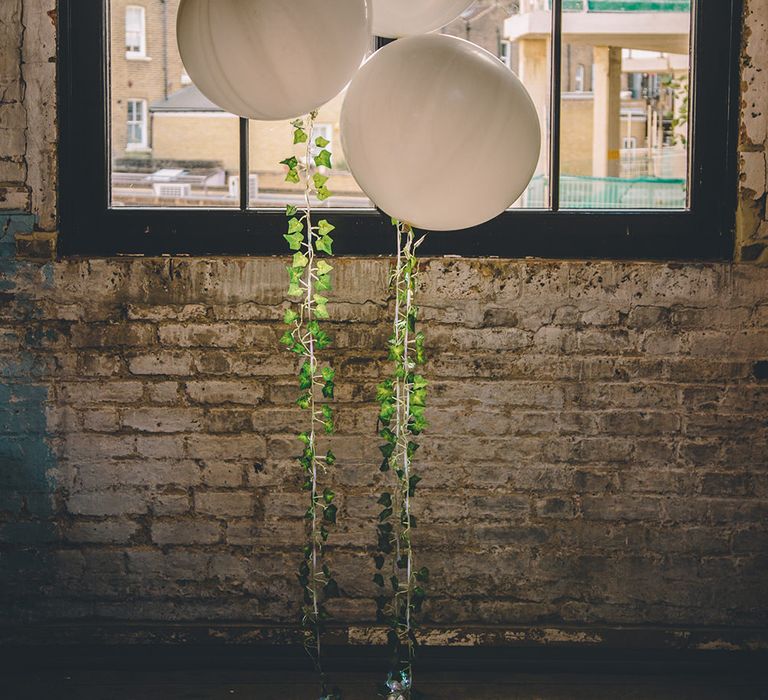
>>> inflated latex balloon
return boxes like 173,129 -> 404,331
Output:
372,0 -> 475,38
177,0 -> 372,121
341,35 -> 541,231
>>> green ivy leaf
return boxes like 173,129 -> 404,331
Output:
318,220 -> 335,237
283,309 -> 299,325
298,361 -> 313,390
316,186 -> 332,201
296,393 -> 312,410
323,503 -> 338,524
280,156 -> 298,169
321,367 -> 335,383
287,217 -> 304,234
315,329 -> 332,350
284,231 -> 303,251
316,274 -> 332,292
314,149 -> 332,168
285,204 -> 298,217
316,236 -> 333,256
294,128 -> 308,144
325,449 -> 336,466
279,330 -> 294,346
313,173 -> 329,189
285,169 -> 300,184
376,380 -> 394,403
292,251 -> 309,269
314,303 -> 330,320
315,135 -> 330,148
324,578 -> 340,598
316,260 -> 333,276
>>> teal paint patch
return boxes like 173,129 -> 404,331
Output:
0,212 -> 34,260
0,213 -> 59,624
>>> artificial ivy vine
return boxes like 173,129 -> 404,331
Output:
279,111 -> 341,700
375,221 -> 429,700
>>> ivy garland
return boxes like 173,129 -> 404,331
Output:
375,221 -> 429,700
279,111 -> 341,700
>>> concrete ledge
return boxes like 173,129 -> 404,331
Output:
2,623 -> 766,652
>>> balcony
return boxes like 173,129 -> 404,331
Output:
508,0 -> 691,53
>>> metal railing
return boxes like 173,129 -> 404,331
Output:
527,0 -> 690,11
525,174 -> 686,208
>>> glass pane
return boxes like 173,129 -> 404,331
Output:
109,0 -> 238,208
557,0 -> 692,209
456,2 -> 552,208
247,90 -> 373,210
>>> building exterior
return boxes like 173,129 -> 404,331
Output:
109,0 -> 691,210
508,0 -> 691,206
110,0 -> 185,165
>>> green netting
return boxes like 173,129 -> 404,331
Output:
525,175 -> 686,209
587,0 -> 690,10
555,0 -> 690,10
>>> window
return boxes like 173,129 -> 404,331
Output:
59,0 -> 742,260
125,5 -> 146,58
500,40 -> 513,69
574,64 -> 586,92
126,99 -> 148,150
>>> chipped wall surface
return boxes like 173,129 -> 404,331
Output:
738,0 -> 768,260
0,1 -> 766,647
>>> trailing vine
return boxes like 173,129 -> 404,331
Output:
374,221 -> 429,700
279,111 -> 341,700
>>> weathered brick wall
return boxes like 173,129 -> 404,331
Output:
0,1 -> 767,647
1,257 -> 767,643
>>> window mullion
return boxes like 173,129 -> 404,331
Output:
239,117 -> 249,211
549,0 -> 563,212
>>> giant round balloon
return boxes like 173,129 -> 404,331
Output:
177,0 -> 372,121
372,0 -> 475,38
340,35 -> 541,231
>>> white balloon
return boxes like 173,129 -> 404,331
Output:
372,0 -> 475,38
177,0 -> 372,121
341,35 -> 541,231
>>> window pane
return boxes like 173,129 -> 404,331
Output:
247,91 -> 373,210
556,0 -> 692,209
110,0 -> 238,208
125,6 -> 144,54
456,2 -> 552,209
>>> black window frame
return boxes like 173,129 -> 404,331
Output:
58,0 -> 743,260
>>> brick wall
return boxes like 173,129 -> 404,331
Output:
0,0 -> 767,648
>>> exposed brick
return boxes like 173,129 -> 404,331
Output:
195,491 -> 255,517
1,0 -> 767,640
151,519 -> 222,545
67,491 -> 147,517
185,381 -> 265,405
122,407 -> 204,433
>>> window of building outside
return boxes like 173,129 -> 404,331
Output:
107,0 -> 696,213
575,64 -> 586,92
125,5 -> 146,58
126,99 -> 148,150
59,0 -> 739,258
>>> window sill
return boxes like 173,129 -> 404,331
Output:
125,145 -> 151,153
126,54 -> 151,62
